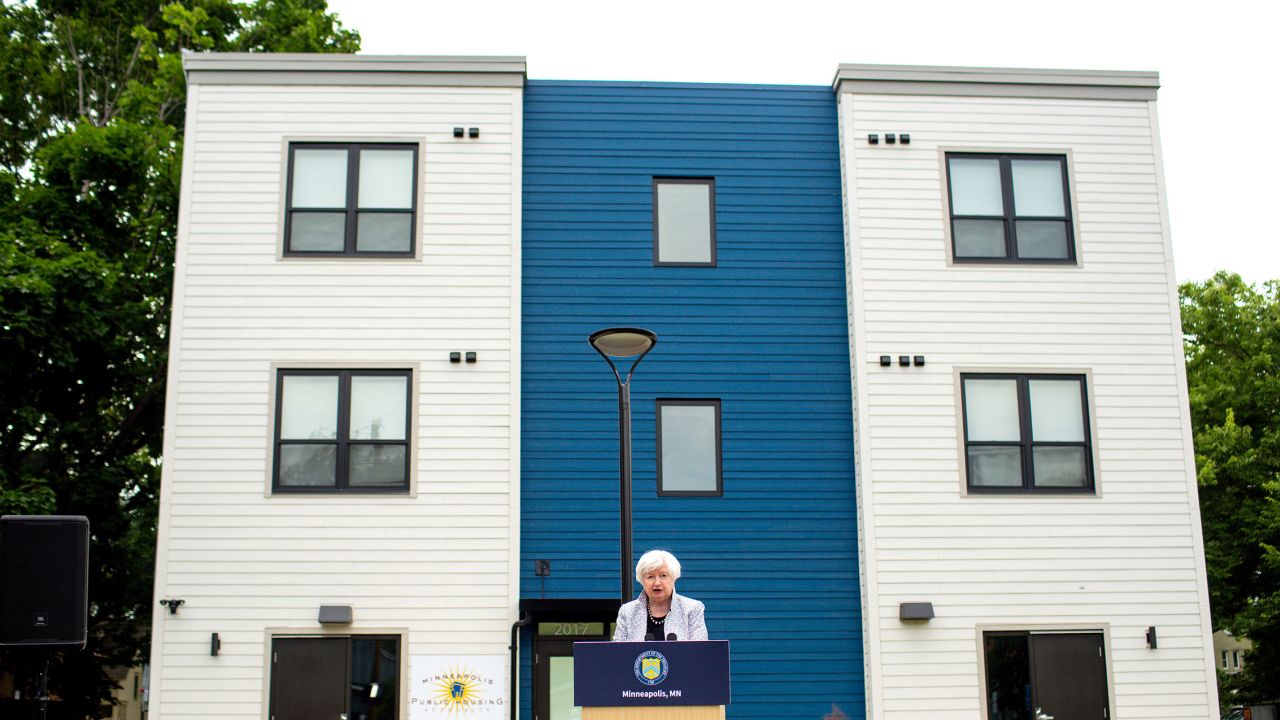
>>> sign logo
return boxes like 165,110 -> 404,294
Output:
633,650 -> 668,685
429,666 -> 488,711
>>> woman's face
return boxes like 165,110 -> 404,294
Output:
641,564 -> 675,605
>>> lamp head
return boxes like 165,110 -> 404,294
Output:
588,327 -> 657,358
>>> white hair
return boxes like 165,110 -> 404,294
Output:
635,549 -> 682,582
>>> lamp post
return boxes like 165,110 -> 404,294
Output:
589,327 -> 658,604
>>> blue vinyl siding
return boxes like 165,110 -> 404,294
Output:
521,81 -> 863,719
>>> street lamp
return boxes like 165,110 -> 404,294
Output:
589,327 -> 658,604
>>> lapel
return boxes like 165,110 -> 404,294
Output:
629,594 -> 647,631
664,593 -> 688,640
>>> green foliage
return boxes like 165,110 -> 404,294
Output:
0,1 -> 358,715
1182,271 -> 1280,704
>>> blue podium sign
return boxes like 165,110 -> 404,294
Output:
573,640 -> 731,707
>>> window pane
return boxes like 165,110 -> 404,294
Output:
350,637 -> 398,720
984,634 -> 1032,720
1029,379 -> 1085,442
656,182 -> 712,264
281,375 -> 339,439
349,445 -> 407,487
356,213 -> 412,253
549,656 -> 582,720
1011,159 -> 1065,216
948,158 -> 1003,216
1015,221 -> 1069,259
358,149 -> 415,209
350,375 -> 408,440
278,444 -> 337,487
289,212 -> 346,252
953,219 -> 1007,258
660,404 -> 718,493
1032,446 -> 1088,487
968,446 -> 1023,487
292,149 -> 348,208
964,379 -> 1020,441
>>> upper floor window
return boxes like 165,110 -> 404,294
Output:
285,143 -> 418,257
946,153 -> 1074,263
656,399 -> 722,496
274,369 -> 411,493
961,373 -> 1093,493
653,178 -> 716,266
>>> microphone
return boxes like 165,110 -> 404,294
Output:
645,632 -> 655,641
666,633 -> 677,641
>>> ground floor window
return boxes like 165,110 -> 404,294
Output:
983,631 -> 1108,720
270,635 -> 400,720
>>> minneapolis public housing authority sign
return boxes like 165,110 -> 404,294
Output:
410,655 -> 506,719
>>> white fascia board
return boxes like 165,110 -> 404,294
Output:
832,63 -> 1159,101
183,52 -> 527,87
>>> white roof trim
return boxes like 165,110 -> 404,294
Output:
833,63 -> 1159,101
183,52 -> 526,88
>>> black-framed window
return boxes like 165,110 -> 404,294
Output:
273,369 -> 411,493
656,399 -> 722,496
285,143 -> 418,256
961,373 -> 1093,493
946,153 -> 1074,263
653,177 -> 716,266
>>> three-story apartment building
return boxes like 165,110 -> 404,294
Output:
150,54 -> 1217,720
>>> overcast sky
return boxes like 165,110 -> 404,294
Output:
326,0 -> 1279,287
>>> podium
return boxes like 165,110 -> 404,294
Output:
573,640 -> 730,720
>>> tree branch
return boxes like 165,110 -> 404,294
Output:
101,36 -> 144,125
61,21 -> 87,120
97,367 -> 166,461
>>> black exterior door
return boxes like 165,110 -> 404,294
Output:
533,638 -> 577,720
270,637 -> 348,720
1031,633 -> 1109,720
530,617 -> 614,720
984,631 -> 1109,720
270,636 -> 401,720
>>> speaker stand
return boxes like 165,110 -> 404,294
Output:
35,654 -> 51,720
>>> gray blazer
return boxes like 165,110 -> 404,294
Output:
613,592 -> 709,641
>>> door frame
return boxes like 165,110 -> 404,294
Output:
975,623 -> 1117,720
533,637 -> 578,720
261,627 -> 408,720
530,619 -> 614,720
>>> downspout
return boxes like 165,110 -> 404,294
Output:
509,611 -> 533,720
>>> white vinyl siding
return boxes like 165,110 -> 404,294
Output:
149,80 -> 521,719
839,91 -> 1215,719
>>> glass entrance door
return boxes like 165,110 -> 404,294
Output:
537,640 -> 580,720
533,622 -> 611,720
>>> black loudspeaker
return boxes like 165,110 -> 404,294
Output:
0,515 -> 90,648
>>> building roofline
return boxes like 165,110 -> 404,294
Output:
183,52 -> 527,88
833,63 -> 1159,101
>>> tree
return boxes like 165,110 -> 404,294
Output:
1181,271 -> 1280,705
0,2 -> 358,716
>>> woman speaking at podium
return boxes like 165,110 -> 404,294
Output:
613,549 -> 709,641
